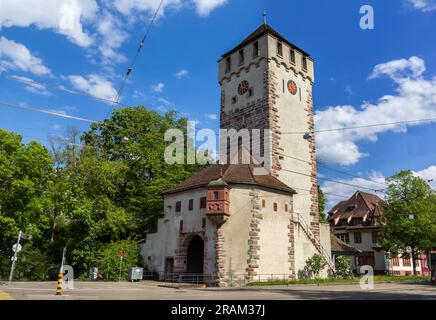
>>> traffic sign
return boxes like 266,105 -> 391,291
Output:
11,256 -> 17,262
12,243 -> 22,253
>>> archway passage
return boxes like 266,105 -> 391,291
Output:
186,235 -> 204,274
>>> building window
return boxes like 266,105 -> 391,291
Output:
354,232 -> 362,243
175,201 -> 181,213
277,41 -> 283,57
200,197 -> 207,209
391,256 -> 400,266
231,96 -> 237,104
225,56 -> 231,73
248,87 -> 254,97
262,199 -> 266,208
213,191 -> 219,200
290,49 -> 296,64
179,220 -> 183,233
273,203 -> 278,212
337,233 -> 349,243
188,199 -> 193,211
372,231 -> 378,243
285,204 -> 288,212
253,41 -> 259,58
238,49 -> 244,65
352,218 -> 362,225
302,55 -> 308,71
202,218 -> 206,229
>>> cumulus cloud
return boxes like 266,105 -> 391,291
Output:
175,69 -> 189,79
0,0 -> 98,47
95,11 -> 128,64
152,82 -> 165,93
11,75 -> 51,95
0,37 -> 51,75
415,165 -> 436,189
408,0 -> 436,12
192,0 -> 228,16
315,56 -> 436,166
206,113 -> 218,120
66,74 -> 117,101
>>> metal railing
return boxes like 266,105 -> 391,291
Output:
295,212 -> 336,272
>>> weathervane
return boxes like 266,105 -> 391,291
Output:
263,11 -> 267,24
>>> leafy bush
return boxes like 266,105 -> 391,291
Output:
95,240 -> 139,281
335,256 -> 354,279
303,254 -> 327,279
15,244 -> 49,280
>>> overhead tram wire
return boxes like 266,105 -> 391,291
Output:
281,117 -> 436,135
279,152 -> 387,187
105,0 -> 165,118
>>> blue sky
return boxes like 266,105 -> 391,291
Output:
1,0 -> 435,207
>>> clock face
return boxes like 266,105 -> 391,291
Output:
238,80 -> 249,95
287,80 -> 298,95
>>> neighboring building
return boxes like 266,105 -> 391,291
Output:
330,234 -> 361,271
328,191 -> 424,275
140,23 -> 334,286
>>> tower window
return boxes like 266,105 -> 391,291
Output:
290,49 -> 296,64
285,204 -> 288,212
175,201 -> 181,213
188,199 -> 193,211
200,197 -> 207,209
248,87 -> 254,97
253,41 -> 259,58
277,42 -> 283,57
213,191 -> 219,200
202,218 -> 206,229
231,96 -> 237,104
302,55 -> 308,71
273,203 -> 278,212
225,56 -> 231,73
179,220 -> 183,233
238,49 -> 244,65
262,199 -> 266,208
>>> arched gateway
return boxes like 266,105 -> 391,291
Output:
186,235 -> 204,274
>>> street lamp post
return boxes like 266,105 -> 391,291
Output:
8,231 -> 32,284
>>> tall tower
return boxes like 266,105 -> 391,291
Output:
218,23 -> 320,238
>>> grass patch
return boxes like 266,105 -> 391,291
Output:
246,275 -> 429,287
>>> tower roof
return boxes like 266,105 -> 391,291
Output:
163,164 -> 296,195
221,23 -> 311,59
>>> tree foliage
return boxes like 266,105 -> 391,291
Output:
0,107 -> 202,280
317,185 -> 327,222
380,170 -> 436,275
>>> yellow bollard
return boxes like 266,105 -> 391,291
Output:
55,273 -> 63,296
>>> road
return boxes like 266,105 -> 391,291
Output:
0,281 -> 435,300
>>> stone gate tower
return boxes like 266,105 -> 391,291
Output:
218,23 -> 320,241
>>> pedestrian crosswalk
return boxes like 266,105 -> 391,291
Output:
0,290 -> 13,300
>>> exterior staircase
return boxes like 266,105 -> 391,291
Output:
295,212 -> 336,273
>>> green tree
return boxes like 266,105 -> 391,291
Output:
335,256 -> 354,279
380,170 -> 436,275
303,253 -> 327,279
96,240 -> 139,280
318,185 -> 327,222
82,107 -> 203,236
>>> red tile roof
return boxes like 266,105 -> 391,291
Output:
328,191 -> 384,227
163,164 -> 296,195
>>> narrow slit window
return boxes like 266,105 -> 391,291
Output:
253,41 -> 259,58
277,42 -> 283,57
238,49 -> 244,65
290,49 -> 296,64
302,55 -> 308,71
225,56 -> 231,73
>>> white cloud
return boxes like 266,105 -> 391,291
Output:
95,11 -> 128,64
415,166 -> 436,189
206,113 -> 217,120
52,124 -> 61,130
66,74 -> 117,101
408,0 -> 436,12
192,0 -> 228,16
152,82 -> 165,93
315,56 -> 436,166
175,69 -> 189,79
11,75 -> 51,95
0,37 -> 51,75
321,171 -> 386,211
0,0 -> 98,47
